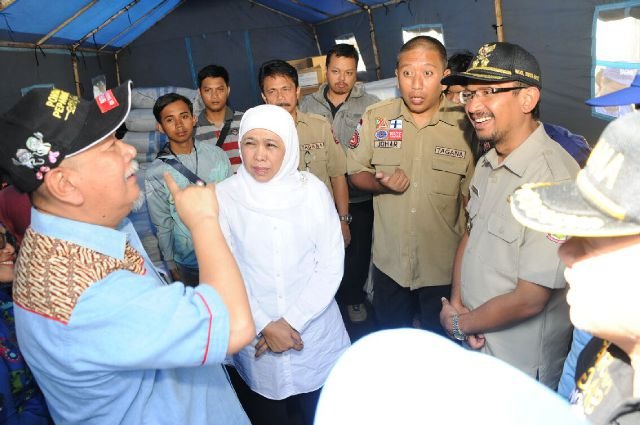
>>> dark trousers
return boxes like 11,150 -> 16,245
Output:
372,266 -> 450,337
228,366 -> 321,425
176,263 -> 199,287
337,200 -> 373,305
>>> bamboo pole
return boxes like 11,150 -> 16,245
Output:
0,40 -> 101,53
495,0 -> 504,41
37,0 -> 98,46
71,51 -> 81,97
366,6 -> 382,80
115,52 -> 122,86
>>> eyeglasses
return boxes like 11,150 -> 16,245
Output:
459,86 -> 523,104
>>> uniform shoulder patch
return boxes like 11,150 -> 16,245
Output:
349,119 -> 362,149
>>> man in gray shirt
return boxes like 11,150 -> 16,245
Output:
300,44 -> 379,323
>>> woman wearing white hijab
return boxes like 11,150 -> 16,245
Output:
216,104 -> 350,425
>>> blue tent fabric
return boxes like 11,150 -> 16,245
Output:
0,0 -> 388,50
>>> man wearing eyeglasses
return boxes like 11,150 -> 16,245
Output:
439,42 -> 579,389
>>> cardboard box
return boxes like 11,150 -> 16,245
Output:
287,55 -> 326,86
300,85 -> 320,97
298,66 -> 323,87
288,55 -> 325,71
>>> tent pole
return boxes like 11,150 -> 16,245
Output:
495,0 -> 505,41
311,25 -> 322,55
99,0 -> 169,52
72,0 -> 142,51
71,50 -> 82,97
366,6 -> 382,80
115,52 -> 122,86
37,0 -> 99,46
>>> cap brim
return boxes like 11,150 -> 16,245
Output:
585,86 -> 640,107
442,71 -> 512,87
67,81 -> 132,157
510,181 -> 640,237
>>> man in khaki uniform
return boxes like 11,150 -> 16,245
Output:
258,60 -> 350,245
347,36 -> 474,333
439,42 -> 578,388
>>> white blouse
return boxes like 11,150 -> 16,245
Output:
217,174 -> 350,400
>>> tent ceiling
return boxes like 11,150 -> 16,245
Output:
0,0 -> 392,52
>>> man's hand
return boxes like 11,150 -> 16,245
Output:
440,298 -> 485,349
164,172 -> 218,231
341,222 -> 351,247
467,333 -> 486,349
255,318 -> 303,357
375,168 -> 410,193
439,297 -> 459,337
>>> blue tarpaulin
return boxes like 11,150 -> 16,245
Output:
0,0 -> 390,50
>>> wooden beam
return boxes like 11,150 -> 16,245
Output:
72,0 -> 142,51
71,52 -> 81,97
0,40 -> 102,53
98,0 -> 169,52
37,0 -> 99,46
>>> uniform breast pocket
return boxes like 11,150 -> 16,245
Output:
301,145 -> 328,173
485,212 -> 521,274
430,156 -> 466,196
372,148 -> 402,176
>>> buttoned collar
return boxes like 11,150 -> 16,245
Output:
483,123 -> 546,177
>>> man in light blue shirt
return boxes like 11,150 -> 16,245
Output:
0,82 -> 254,424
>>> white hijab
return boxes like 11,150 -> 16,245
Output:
230,104 -> 307,212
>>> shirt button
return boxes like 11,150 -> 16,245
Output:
413,182 -> 418,188
411,208 -> 416,213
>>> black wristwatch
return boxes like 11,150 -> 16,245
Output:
339,214 -> 352,224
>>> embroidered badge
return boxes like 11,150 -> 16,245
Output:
349,120 -> 361,149
12,132 -> 60,176
546,233 -> 568,244
375,130 -> 388,140
45,89 -> 79,121
435,146 -> 466,159
375,117 -> 388,130
374,140 -> 402,148
472,43 -> 496,68
388,130 -> 403,141
301,142 -> 325,151
389,119 -> 402,129
96,89 -> 120,114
